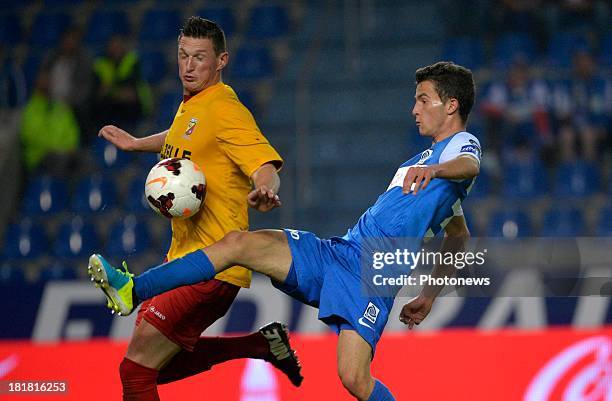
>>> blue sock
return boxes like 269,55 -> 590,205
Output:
133,250 -> 216,300
367,380 -> 395,401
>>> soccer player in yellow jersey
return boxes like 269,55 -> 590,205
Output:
96,17 -> 302,401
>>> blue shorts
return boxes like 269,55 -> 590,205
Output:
272,229 -> 394,353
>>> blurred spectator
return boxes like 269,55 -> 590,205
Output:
45,28 -> 93,136
0,45 -> 26,110
551,50 -> 610,162
481,60 -> 552,163
92,34 -> 152,134
20,70 -> 80,172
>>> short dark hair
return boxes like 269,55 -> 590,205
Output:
179,16 -> 226,56
415,61 -> 475,123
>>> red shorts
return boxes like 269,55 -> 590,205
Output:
135,279 -> 240,351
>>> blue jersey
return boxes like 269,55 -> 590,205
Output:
345,131 -> 481,247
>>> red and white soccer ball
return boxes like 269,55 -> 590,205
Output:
144,158 -> 206,219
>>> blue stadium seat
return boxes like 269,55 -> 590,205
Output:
22,54 -> 42,95
139,9 -> 182,42
23,176 -> 69,215
156,89 -> 182,129
442,37 -> 485,71
0,262 -> 26,284
601,32 -> 612,67
72,175 -> 118,214
197,7 -> 235,37
39,263 -> 78,282
234,88 -> 257,114
2,219 -> 48,260
0,14 -> 22,44
139,152 -> 160,169
247,5 -> 289,39
93,136 -> 132,170
29,12 -> 71,47
139,50 -> 167,84
230,46 -> 273,79
486,209 -> 532,238
554,160 -> 600,197
596,206 -> 612,236
105,215 -> 152,258
84,10 -> 130,45
470,167 -> 491,198
547,31 -> 590,68
124,174 -> 151,214
53,217 -> 99,259
541,207 -> 585,237
0,0 -> 32,11
502,160 -> 547,199
493,32 -> 537,68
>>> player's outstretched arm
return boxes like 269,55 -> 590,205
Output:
98,125 -> 168,153
248,163 -> 282,212
402,155 -> 480,194
400,215 -> 470,328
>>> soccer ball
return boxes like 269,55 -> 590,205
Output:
144,158 -> 206,219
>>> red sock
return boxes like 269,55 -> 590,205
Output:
157,332 -> 269,384
119,358 -> 160,401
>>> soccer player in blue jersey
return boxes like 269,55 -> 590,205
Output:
89,61 -> 480,401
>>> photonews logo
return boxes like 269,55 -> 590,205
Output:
524,336 -> 612,401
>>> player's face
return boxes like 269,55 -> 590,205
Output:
412,80 -> 447,138
178,36 -> 228,95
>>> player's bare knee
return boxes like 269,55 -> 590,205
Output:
338,366 -> 370,399
219,230 -> 249,257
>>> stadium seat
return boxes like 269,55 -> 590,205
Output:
139,50 -> 167,84
2,219 -> 48,260
230,46 -> 273,79
139,9 -> 182,42
493,32 -> 537,68
72,175 -> 118,214
247,5 -> 289,39
596,206 -> 612,236
0,262 -> 26,285
84,10 -> 130,46
53,217 -> 99,259
502,160 -> 547,199
23,176 -> 69,215
601,32 -> 612,67
540,207 -> 585,237
39,263 -> 78,282
124,174 -> 151,214
547,31 -> 590,68
442,37 -> 485,71
486,209 -> 533,238
29,12 -> 71,47
554,160 -> 600,197
197,6 -> 235,37
92,136 -> 132,170
105,215 -> 152,258
0,14 -> 22,44
469,167 -> 490,198
156,89 -> 182,129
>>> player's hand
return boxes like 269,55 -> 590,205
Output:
399,294 -> 434,329
402,165 -> 438,195
247,186 -> 281,212
98,125 -> 137,151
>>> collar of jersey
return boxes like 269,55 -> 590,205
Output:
183,81 -> 225,104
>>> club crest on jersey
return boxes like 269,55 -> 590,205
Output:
363,302 -> 380,325
417,149 -> 433,165
183,118 -> 198,139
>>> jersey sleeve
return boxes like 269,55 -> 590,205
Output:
211,98 -> 283,178
438,132 -> 482,165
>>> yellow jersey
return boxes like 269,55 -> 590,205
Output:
160,82 -> 282,288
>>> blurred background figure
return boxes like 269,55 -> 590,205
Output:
0,44 -> 26,112
92,34 -> 152,134
20,69 -> 79,174
552,50 -> 609,162
45,28 -> 93,139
